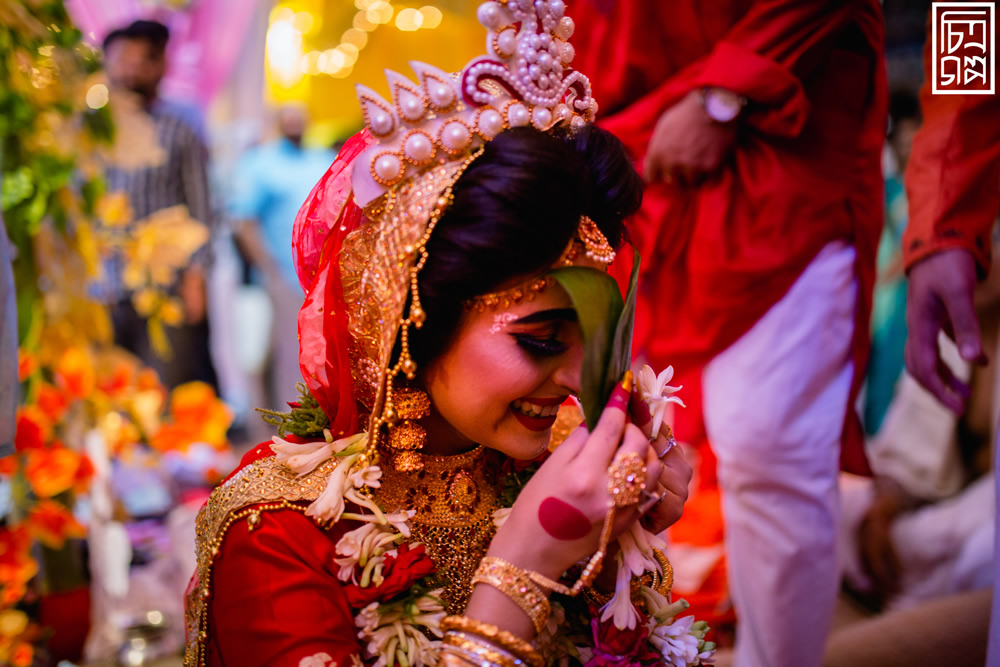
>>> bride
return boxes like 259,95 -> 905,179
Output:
185,2 -> 705,665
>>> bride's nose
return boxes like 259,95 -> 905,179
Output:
550,340 -> 584,396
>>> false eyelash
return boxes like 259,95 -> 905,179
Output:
512,334 -> 568,358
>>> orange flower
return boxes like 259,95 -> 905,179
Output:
14,407 -> 51,452
54,347 -> 95,398
24,446 -> 80,498
26,500 -> 85,549
0,527 -> 36,607
73,454 -> 94,494
151,382 -> 232,452
136,367 -> 163,393
16,350 -> 36,383
11,642 -> 32,667
0,458 -> 16,477
96,358 -> 135,398
35,383 -> 70,422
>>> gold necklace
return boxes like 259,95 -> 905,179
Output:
375,444 -> 503,613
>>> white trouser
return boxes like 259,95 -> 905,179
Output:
989,443 -> 1000,667
703,241 -> 857,667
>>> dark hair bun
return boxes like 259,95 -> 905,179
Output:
411,124 -> 643,365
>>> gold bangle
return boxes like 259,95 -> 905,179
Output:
443,631 -> 521,667
440,616 -> 543,667
473,558 -> 551,633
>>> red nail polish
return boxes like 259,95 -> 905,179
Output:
630,390 -> 651,426
607,383 -> 630,413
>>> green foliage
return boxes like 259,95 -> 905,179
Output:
257,383 -> 332,438
0,0 -> 111,340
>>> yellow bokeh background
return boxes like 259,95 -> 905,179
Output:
265,0 -> 483,139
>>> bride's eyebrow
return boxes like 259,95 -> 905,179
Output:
511,308 -> 578,325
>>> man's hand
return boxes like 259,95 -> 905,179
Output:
905,248 -> 986,413
858,494 -> 903,600
644,89 -> 738,186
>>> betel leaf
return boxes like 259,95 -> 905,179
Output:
549,250 -> 641,430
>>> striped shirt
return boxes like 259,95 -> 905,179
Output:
97,101 -> 213,302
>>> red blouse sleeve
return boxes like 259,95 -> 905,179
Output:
903,7 -> 1000,275
205,506 -> 362,667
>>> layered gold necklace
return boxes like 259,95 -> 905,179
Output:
375,445 -> 503,613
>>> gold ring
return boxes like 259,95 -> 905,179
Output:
607,451 -> 647,507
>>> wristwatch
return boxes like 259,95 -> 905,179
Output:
700,87 -> 746,124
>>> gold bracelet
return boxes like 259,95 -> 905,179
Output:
473,558 -> 551,633
440,616 -> 543,667
443,631 -> 521,667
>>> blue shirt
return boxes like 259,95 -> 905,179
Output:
229,139 -> 336,286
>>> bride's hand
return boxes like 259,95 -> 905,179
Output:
488,380 -> 662,579
629,387 -> 693,535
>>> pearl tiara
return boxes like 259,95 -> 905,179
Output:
351,0 -> 596,208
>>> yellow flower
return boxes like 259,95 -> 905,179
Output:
96,191 -> 133,227
0,610 -> 28,638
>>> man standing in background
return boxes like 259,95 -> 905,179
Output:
572,2 -> 887,665
100,19 -> 217,389
230,105 -> 335,409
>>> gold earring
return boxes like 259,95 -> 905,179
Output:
387,387 -> 431,471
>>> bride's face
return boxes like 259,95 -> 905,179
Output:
421,282 -> 584,459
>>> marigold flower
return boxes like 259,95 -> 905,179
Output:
0,610 -> 28,638
14,407 -> 51,452
16,350 -> 36,382
26,499 -> 85,548
35,383 -> 70,422
24,446 -> 81,498
54,347 -> 95,398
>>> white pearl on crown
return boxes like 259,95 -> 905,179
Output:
550,0 -> 565,18
404,132 -> 434,163
529,64 -> 541,80
554,103 -> 571,122
539,34 -> 552,49
557,16 -> 574,39
531,106 -> 552,129
508,103 -> 530,127
398,90 -> 426,122
560,42 -> 575,64
497,28 -> 517,57
370,110 -> 394,136
571,115 -> 585,129
537,52 -> 553,70
429,83 -> 455,109
478,1 -> 503,29
525,48 -> 538,64
441,121 -> 471,152
478,109 -> 504,138
374,154 -> 402,181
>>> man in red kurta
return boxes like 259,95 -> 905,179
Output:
572,2 -> 887,665
902,5 -> 1000,663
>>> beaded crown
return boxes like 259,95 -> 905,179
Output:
351,0 -> 596,208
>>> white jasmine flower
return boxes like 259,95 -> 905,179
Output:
492,507 -> 512,528
355,602 -> 381,634
334,523 -> 378,581
617,522 -> 658,577
637,364 -> 686,436
305,453 -> 358,523
270,437 -> 333,476
349,464 -> 383,489
648,615 -> 701,667
601,552 -> 641,630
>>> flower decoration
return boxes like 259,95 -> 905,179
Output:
637,364 -> 686,436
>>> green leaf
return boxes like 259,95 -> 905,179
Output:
2,167 -> 33,210
549,266 -> 624,430
549,251 -> 642,430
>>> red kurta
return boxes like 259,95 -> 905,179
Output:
573,0 -> 887,474
903,7 -> 1000,273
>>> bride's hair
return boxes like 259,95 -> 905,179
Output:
411,124 -> 643,366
